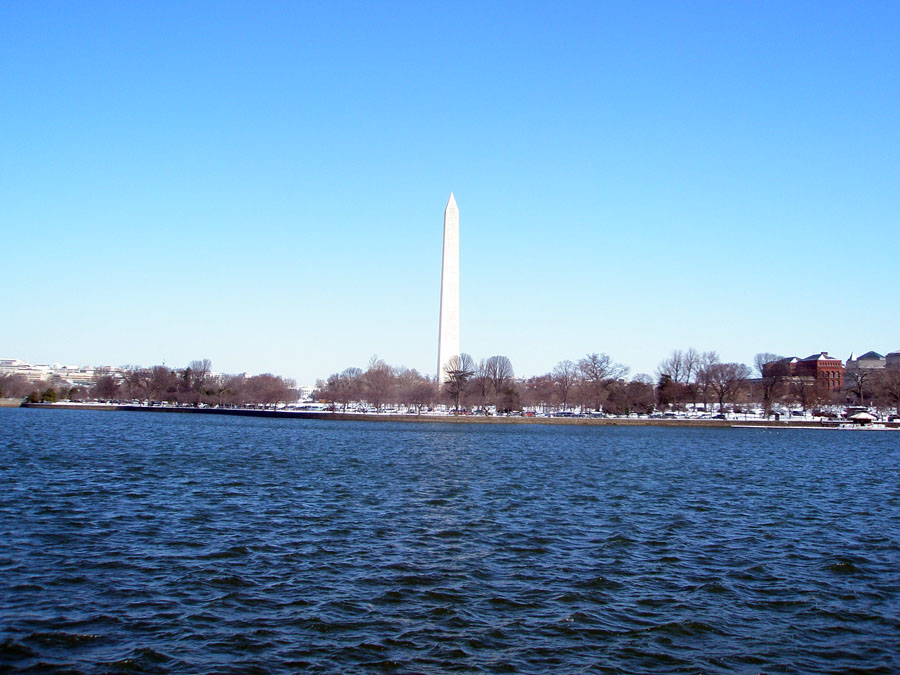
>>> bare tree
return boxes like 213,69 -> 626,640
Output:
682,348 -> 700,386
844,366 -> 877,405
876,368 -> 900,415
210,373 -> 246,406
244,373 -> 296,406
319,367 -> 363,411
364,357 -> 395,410
577,353 -> 629,411
656,349 -> 698,409
148,365 -> 176,402
496,382 -> 522,413
695,351 -> 720,411
655,374 -> 682,410
0,374 -> 33,399
485,355 -> 514,406
788,377 -> 829,413
120,365 -> 143,401
92,368 -> 120,400
604,377 -> 655,415
188,359 -> 212,396
706,362 -> 752,412
412,378 -> 439,413
656,349 -> 688,384
521,374 -> 556,412
471,359 -> 492,411
755,352 -> 784,418
395,368 -> 438,413
552,360 -> 578,411
443,353 -> 476,412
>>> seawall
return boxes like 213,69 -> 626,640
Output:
18,402 -> 897,429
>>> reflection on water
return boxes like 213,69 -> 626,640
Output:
1,408 -> 899,673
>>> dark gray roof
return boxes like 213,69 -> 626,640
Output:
857,351 -> 884,360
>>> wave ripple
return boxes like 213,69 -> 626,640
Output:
2,409 -> 899,673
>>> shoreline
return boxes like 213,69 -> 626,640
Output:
16,402 -> 900,429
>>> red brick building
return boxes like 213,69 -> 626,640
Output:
795,353 -> 843,391
763,352 -> 844,391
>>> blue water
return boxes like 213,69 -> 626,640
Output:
1,408 -> 899,673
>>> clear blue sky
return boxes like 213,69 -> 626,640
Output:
3,1 -> 898,384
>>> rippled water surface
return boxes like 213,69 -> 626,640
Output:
2,408 -> 899,673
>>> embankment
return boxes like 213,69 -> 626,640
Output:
17,402 -> 892,429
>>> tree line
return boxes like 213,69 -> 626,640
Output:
316,349 -> 900,416
0,359 -> 297,407
6,349 -> 898,416
655,349 -> 900,416
316,352 -> 651,414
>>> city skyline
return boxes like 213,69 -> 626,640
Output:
3,2 -> 898,385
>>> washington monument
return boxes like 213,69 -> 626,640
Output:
437,193 -> 460,383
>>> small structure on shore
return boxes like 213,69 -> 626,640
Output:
847,412 -> 877,426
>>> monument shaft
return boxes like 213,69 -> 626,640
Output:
438,193 -> 460,383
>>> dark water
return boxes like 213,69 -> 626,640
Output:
2,409 -> 899,673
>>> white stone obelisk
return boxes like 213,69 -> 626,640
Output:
438,193 -> 460,383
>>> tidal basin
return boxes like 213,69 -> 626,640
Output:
2,408 -> 898,672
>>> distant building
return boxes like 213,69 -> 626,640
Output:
846,351 -> 885,371
886,351 -> 900,369
55,365 -> 108,387
763,357 -> 799,379
0,358 -> 29,375
0,358 -> 123,387
0,360 -> 52,383
763,352 -> 844,391
796,353 -> 844,390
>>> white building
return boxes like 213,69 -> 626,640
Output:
0,358 -> 123,386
